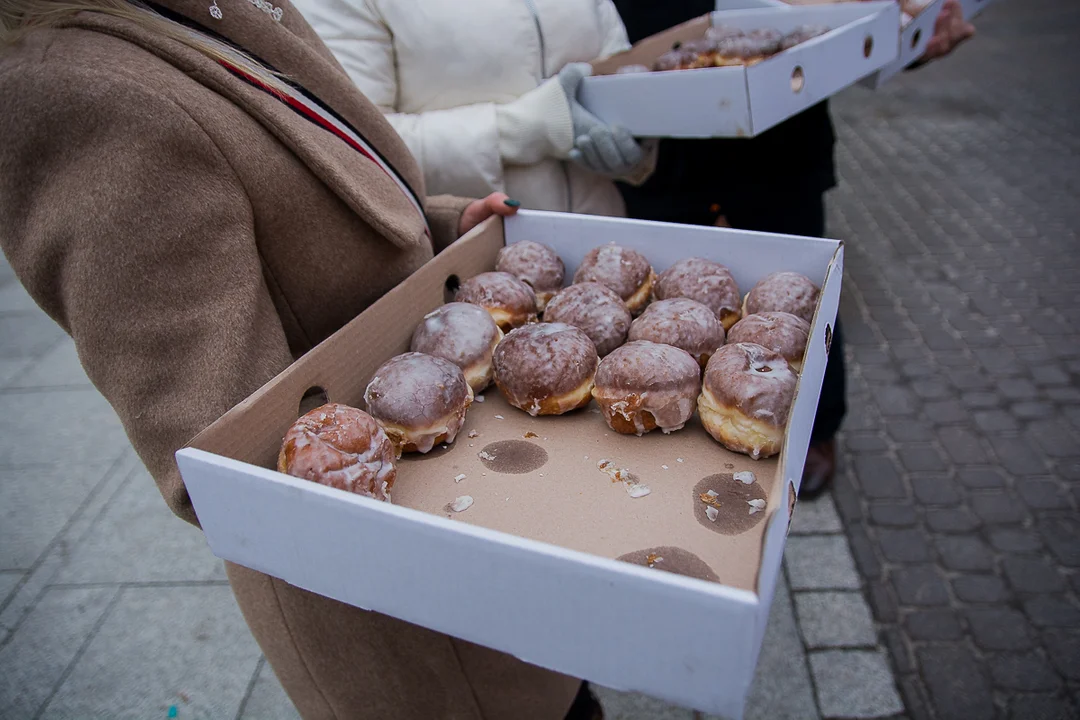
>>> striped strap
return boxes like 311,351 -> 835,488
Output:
218,58 -> 430,237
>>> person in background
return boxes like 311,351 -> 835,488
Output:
611,0 -> 974,498
293,0 -> 653,217
0,0 -> 603,717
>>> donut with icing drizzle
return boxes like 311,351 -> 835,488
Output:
493,323 -> 598,416
278,403 -> 397,501
742,271 -> 819,324
727,311 -> 810,373
455,271 -> 537,330
592,341 -> 702,436
364,352 -> 474,455
653,257 -> 742,330
628,297 -> 725,368
698,342 -> 796,459
410,302 -> 503,393
543,282 -> 631,357
572,243 -> 655,316
495,241 -> 565,312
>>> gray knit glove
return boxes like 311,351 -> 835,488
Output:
556,63 -> 645,177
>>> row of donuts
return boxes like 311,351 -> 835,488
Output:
614,23 -> 832,75
453,241 -> 817,458
275,241 -> 822,501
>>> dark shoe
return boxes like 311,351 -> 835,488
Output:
800,439 -> 836,500
564,681 -> 604,720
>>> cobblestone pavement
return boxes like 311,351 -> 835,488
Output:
826,0 -> 1080,718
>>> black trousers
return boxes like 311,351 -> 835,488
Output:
621,191 -> 847,444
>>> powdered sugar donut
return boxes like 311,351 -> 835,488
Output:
698,343 -> 797,459
593,341 -> 702,435
364,352 -> 473,455
742,272 -> 819,324
493,323 -> 598,416
727,312 -> 810,373
653,257 -> 742,330
628,298 -> 725,368
543,282 -> 632,357
572,244 -> 655,316
410,302 -> 503,393
455,271 -> 537,330
495,241 -> 565,312
278,403 -> 396,501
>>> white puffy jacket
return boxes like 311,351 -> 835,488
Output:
293,0 -> 637,216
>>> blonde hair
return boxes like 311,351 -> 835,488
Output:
0,0 -> 288,92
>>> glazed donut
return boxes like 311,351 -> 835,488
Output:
653,257 -> 742,330
410,302 -> 503,393
572,244 -> 655,316
727,311 -> 810,373
277,403 -> 396,501
543,282 -> 632,357
592,341 -> 702,436
493,323 -> 598,416
705,24 -> 746,44
364,352 -> 474,455
496,241 -> 565,312
627,298 -> 725,368
654,47 -> 698,71
742,271 -> 819,324
698,343 -> 797,460
455,271 -> 538,330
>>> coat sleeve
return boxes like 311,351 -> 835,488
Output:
292,0 -> 506,199
0,63 -> 294,527
596,0 -> 633,58
424,194 -> 476,254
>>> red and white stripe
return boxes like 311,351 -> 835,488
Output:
219,58 -> 430,237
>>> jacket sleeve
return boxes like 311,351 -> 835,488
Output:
291,0 -> 507,199
0,64 -> 294,527
596,0 -> 633,58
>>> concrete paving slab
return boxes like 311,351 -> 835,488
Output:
0,388 -> 128,467
41,585 -> 259,720
52,467 -> 225,584
0,586 -> 116,719
0,463 -> 114,571
8,339 -> 91,389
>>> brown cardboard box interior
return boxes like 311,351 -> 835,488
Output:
191,219 -> 786,593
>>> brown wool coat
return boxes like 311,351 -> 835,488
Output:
0,2 -> 580,718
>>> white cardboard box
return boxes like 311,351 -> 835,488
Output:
578,2 -> 899,138
861,0 -> 944,87
175,211 -> 844,718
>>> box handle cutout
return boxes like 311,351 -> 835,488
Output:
298,386 -> 330,418
824,323 -> 833,354
444,274 -> 461,304
912,28 -> 922,49
790,66 -> 805,94
863,35 -> 874,58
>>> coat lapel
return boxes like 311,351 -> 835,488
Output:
61,2 -> 430,250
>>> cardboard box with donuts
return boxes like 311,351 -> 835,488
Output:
763,0 -> 998,87
176,211 -> 843,718
576,1 -> 900,138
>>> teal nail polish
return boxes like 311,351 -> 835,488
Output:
504,199 -> 521,208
